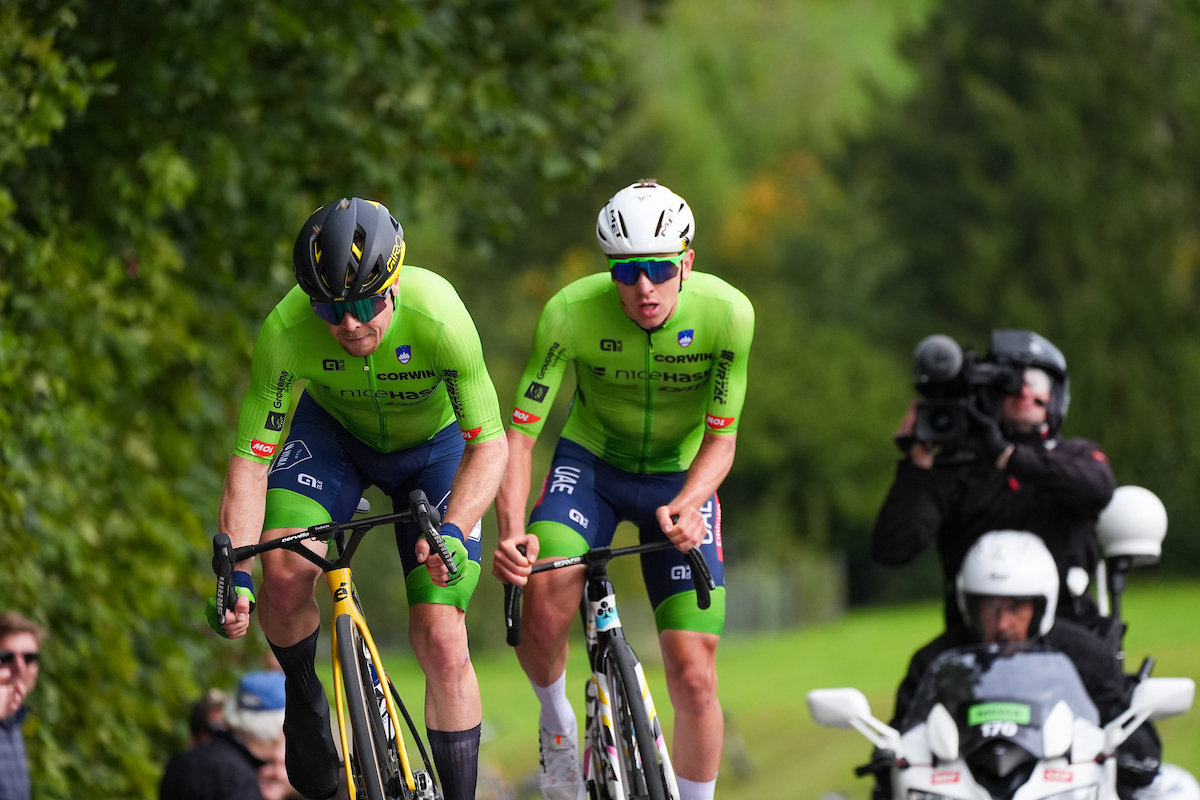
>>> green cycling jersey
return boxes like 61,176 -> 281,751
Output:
234,266 -> 504,462
510,271 -> 754,473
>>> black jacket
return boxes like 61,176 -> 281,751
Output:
892,621 -> 1161,793
871,434 -> 1115,628
159,731 -> 265,800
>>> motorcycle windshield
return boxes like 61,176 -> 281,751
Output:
901,644 -> 1100,759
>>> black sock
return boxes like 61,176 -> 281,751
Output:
268,627 -> 324,705
427,724 -> 480,800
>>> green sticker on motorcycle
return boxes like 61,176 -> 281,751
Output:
968,702 -> 1031,726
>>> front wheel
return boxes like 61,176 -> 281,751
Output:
592,638 -> 670,800
337,613 -> 393,800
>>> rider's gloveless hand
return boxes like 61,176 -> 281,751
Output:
492,534 -> 540,586
657,505 -> 705,551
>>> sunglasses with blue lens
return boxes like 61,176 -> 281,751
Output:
311,291 -> 392,325
608,253 -> 685,286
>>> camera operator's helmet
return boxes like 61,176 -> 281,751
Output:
956,530 -> 1060,638
596,179 -> 694,256
987,329 -> 1071,432
293,198 -> 405,302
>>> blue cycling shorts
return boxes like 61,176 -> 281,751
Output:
263,392 -> 479,608
528,438 -> 726,635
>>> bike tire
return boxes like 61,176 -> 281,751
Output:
601,639 -> 669,800
337,613 -> 389,800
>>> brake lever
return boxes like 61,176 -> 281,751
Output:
504,544 -> 527,647
212,533 -> 236,623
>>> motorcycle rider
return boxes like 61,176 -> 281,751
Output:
872,330 -> 1116,632
888,530 -> 1161,800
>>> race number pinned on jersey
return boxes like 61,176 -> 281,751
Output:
678,329 -> 694,348
396,345 -> 412,364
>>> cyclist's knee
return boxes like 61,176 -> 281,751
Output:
660,632 -> 719,713
259,540 -> 321,613
409,604 -> 470,675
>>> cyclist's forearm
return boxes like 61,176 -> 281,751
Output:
495,428 -> 537,541
443,433 -> 508,533
673,432 -> 736,510
218,454 -> 271,565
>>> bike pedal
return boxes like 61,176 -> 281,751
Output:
412,768 -> 438,800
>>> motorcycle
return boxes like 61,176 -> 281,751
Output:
806,486 -> 1199,800
809,643 -> 1194,800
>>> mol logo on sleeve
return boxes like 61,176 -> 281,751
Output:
512,408 -> 542,425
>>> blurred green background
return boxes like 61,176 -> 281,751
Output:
3,0 -> 1200,796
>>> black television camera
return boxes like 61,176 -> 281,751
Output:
911,334 -> 1024,464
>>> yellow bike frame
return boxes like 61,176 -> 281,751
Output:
326,565 -> 417,798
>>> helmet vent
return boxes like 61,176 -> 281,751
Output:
617,211 -> 629,238
680,223 -> 691,243
654,210 -> 665,237
636,178 -> 658,188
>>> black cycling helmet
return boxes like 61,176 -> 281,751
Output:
292,198 -> 405,302
987,329 -> 1071,432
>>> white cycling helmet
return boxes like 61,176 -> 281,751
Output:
956,530 -> 1060,638
596,179 -> 695,256
1096,485 -> 1167,565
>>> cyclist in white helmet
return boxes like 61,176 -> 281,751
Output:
494,179 -> 755,800
886,531 -> 1163,800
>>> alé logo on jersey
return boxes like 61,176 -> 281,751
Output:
512,408 -> 541,425
678,329 -> 694,348
396,345 -> 412,364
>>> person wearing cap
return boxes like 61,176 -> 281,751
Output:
872,330 -> 1116,632
160,671 -> 290,800
882,532 -> 1161,800
207,198 -> 507,800
493,180 -> 754,800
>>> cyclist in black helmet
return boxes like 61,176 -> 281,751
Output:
872,330 -> 1116,634
209,198 -> 508,800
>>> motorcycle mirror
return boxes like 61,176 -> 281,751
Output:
1135,677 -> 1195,721
807,688 -> 902,753
927,703 -> 959,763
808,688 -> 872,729
1042,700 -> 1074,759
1104,678 -> 1195,754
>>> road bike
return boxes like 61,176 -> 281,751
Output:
504,541 -> 715,800
213,489 -> 457,800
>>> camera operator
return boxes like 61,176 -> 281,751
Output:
871,330 -> 1116,632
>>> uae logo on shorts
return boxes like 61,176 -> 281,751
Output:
396,345 -> 412,364
678,329 -> 694,348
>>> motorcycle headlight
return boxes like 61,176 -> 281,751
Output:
1047,787 -> 1098,800
908,792 -> 956,800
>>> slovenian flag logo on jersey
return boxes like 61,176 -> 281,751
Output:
678,329 -> 694,348
396,345 -> 412,364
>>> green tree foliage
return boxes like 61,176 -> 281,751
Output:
843,0 -> 1200,571
0,2 -> 619,795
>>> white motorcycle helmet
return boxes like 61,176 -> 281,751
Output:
956,530 -> 1060,638
596,179 -> 695,256
1096,485 -> 1167,566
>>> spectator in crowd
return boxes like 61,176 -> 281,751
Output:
188,688 -> 229,747
160,671 -> 291,800
0,611 -> 45,800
